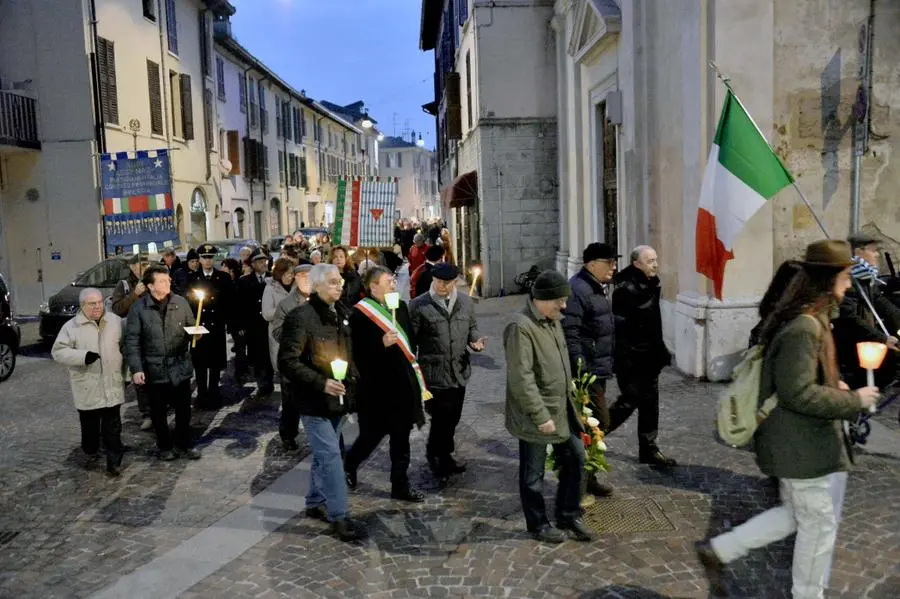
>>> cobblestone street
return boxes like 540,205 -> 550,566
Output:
2,296 -> 899,599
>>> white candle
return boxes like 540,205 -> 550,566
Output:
331,358 -> 348,406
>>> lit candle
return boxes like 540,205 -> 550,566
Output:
469,266 -> 481,297
331,358 -> 348,406
857,341 -> 887,413
384,291 -> 400,326
192,289 -> 205,348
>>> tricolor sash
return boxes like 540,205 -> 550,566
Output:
354,297 -> 433,401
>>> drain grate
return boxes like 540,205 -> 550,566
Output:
582,499 -> 675,535
0,531 -> 19,546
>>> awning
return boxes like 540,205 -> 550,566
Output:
448,170 -> 478,208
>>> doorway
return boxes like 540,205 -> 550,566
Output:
595,101 -> 618,250
269,198 -> 282,237
190,188 -> 208,244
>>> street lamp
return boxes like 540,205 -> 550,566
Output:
361,118 -> 373,129
416,134 -> 425,148
377,133 -> 384,142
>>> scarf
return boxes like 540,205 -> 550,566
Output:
429,287 -> 457,314
851,256 -> 880,283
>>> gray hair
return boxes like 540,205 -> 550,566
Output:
413,233 -> 425,244
78,287 -> 103,305
630,245 -> 653,263
310,249 -> 322,259
309,263 -> 339,290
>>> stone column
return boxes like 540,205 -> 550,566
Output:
552,12 -> 569,273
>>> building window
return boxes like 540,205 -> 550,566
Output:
169,71 -> 193,140
234,207 -> 245,238
165,0 -> 178,55
396,152 -> 402,168
97,37 -> 118,125
258,81 -> 267,134
278,150 -> 286,184
142,0 -> 156,21
238,72 -> 247,112
227,130 -> 241,174
198,11 -> 210,77
275,98 -> 283,139
147,60 -> 163,134
282,102 -> 292,141
465,50 -> 472,130
300,154 -> 308,188
203,88 -> 213,146
216,56 -> 225,101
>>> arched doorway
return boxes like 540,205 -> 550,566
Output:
190,188 -> 208,244
175,204 -> 185,246
269,197 -> 282,238
234,208 -> 246,238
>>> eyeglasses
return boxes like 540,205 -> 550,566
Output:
325,278 -> 344,288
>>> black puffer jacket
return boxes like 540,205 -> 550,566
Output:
278,293 -> 357,417
124,293 -> 195,385
561,269 -> 615,379
611,265 -> 670,376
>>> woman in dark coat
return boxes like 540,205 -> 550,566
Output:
330,245 -> 363,307
343,266 -> 426,502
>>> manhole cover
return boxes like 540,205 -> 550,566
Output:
582,499 -> 674,534
0,531 -> 19,546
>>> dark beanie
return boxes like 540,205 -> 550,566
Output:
425,245 -> 445,262
531,270 -> 571,301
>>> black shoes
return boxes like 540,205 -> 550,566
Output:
391,486 -> 426,503
531,525 -> 566,544
305,505 -> 329,523
557,518 -> 596,542
639,448 -> 677,469
329,518 -> 367,541
695,540 -> 729,597
282,438 -> 300,451
106,464 -> 122,478
158,450 -> 177,461
428,455 -> 467,477
586,474 -> 614,497
175,447 -> 202,460
344,469 -> 358,490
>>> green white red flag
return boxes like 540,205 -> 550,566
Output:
333,177 -> 398,247
696,90 -> 794,299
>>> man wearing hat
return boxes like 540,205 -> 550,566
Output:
236,247 -> 275,397
833,232 -> 900,388
271,263 -> 313,450
410,262 -> 486,477
173,248 -> 199,296
410,245 -> 446,299
184,244 -> 235,409
504,270 -> 595,544
562,242 -> 619,496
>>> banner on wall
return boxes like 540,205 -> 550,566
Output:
100,149 -> 179,256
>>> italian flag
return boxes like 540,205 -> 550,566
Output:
696,90 -> 794,299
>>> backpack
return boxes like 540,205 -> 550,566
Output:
716,345 -> 778,448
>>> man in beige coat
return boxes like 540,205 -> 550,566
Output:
52,287 -> 126,477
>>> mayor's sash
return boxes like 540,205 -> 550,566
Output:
354,297 -> 433,401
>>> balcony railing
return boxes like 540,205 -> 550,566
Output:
0,90 -> 40,150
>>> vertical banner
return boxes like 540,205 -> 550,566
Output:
333,177 -> 397,248
100,149 -> 179,256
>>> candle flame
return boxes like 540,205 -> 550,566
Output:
193,289 -> 205,301
857,341 -> 888,370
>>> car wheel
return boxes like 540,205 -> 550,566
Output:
0,341 -> 15,382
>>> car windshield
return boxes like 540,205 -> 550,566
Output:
73,259 -> 134,287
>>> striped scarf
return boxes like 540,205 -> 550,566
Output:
851,256 -> 880,283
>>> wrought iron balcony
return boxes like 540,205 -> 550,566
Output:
0,90 -> 40,150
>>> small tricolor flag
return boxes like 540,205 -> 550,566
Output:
333,177 -> 398,247
103,193 -> 173,216
696,90 -> 794,299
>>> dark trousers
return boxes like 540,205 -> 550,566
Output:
279,381 -> 301,442
248,330 -> 274,392
518,418 -> 585,532
344,419 -> 413,489
194,364 -> 222,406
148,381 -> 193,452
135,384 -> 151,417
426,386 -> 466,461
608,372 -> 660,452
589,379 -> 610,432
78,405 -> 123,467
233,334 -> 249,381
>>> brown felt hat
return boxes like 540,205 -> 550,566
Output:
801,240 -> 853,269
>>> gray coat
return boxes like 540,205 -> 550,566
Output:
124,293 -> 195,386
409,291 -> 481,390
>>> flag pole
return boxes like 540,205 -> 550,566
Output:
707,62 -> 891,338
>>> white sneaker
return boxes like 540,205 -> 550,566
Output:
140,417 -> 153,431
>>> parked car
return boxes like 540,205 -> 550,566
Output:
39,256 -> 139,341
0,273 -> 22,382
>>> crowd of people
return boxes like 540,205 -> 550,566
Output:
47,221 -> 896,597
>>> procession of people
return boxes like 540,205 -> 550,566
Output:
49,220 -> 897,598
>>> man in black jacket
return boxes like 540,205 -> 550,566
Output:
278,263 -> 365,542
236,248 -> 274,397
562,242 -> 617,496
609,245 -> 675,469
833,232 -> 900,388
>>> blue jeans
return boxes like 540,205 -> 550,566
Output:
301,415 -> 348,522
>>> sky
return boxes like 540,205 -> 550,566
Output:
229,0 -> 436,149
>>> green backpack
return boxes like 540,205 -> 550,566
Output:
716,345 -> 778,448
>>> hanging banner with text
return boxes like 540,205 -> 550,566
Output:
100,149 -> 178,256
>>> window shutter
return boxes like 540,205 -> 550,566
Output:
445,72 -> 462,139
179,73 -> 194,140
300,155 -> 308,188
98,37 -> 119,125
203,88 -> 213,146
244,137 -> 257,179
227,130 -> 240,174
263,144 -> 269,180
216,57 -> 225,100
147,60 -> 163,134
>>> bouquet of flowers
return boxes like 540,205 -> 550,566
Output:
546,358 -> 610,474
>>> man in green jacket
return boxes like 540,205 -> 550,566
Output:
504,270 -> 595,544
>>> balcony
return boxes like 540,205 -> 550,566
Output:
0,90 -> 40,151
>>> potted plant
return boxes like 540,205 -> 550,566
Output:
546,359 -> 610,507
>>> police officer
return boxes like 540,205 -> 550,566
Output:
236,247 -> 274,397
185,244 -> 235,409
